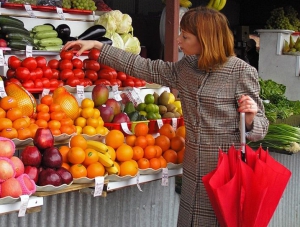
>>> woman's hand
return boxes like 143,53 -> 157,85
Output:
62,40 -> 103,56
238,94 -> 258,130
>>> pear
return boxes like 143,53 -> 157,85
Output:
294,37 -> 300,51
283,40 -> 290,53
289,35 -> 295,49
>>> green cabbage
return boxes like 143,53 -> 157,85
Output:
105,31 -> 124,50
121,33 -> 141,54
116,14 -> 133,34
95,12 -> 117,32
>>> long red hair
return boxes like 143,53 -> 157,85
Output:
180,6 -> 235,72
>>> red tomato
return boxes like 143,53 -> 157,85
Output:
85,70 -> 98,81
72,58 -> 83,69
49,79 -> 59,88
30,70 -> 37,81
6,69 -> 15,79
21,57 -> 37,71
5,78 -> 21,87
66,76 -> 81,87
97,68 -> 117,80
41,78 -> 50,88
83,59 -> 100,71
73,68 -> 85,79
109,78 -> 122,87
8,56 -> 21,70
94,79 -> 110,86
59,69 -> 74,81
60,50 -> 74,60
84,79 -> 93,86
34,79 -> 43,88
117,71 -> 127,81
32,68 -> 43,79
15,67 -> 30,81
57,80 -> 64,87
35,56 -> 47,68
22,80 -> 35,89
123,78 -> 134,87
59,59 -> 73,70
51,69 -> 59,79
42,66 -> 53,79
140,79 -> 147,87
48,59 -> 59,69
134,79 -> 142,87
100,64 -> 115,71
88,48 -> 100,61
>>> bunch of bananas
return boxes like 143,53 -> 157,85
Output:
207,0 -> 227,11
161,0 -> 192,8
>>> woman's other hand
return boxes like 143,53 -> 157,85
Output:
238,94 -> 258,130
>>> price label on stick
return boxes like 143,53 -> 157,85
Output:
18,195 -> 30,217
56,7 -> 65,20
161,168 -> 169,186
24,4 -> 36,18
26,45 -> 33,57
94,177 -> 104,197
0,49 -> 4,66
136,172 -> 143,191
76,85 -> 85,100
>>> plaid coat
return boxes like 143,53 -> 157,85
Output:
99,45 -> 269,227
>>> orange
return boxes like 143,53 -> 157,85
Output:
0,127 -> 18,139
82,125 -> 97,135
81,98 -> 94,108
0,107 -> 6,118
149,157 -> 161,170
116,143 -> 133,162
40,94 -> 53,106
6,107 -> 22,121
134,122 -> 149,136
49,103 -> 62,112
28,123 -> 39,137
67,147 -> 85,164
144,145 -> 157,160
86,117 -> 99,128
137,158 -> 150,169
132,146 -> 144,161
69,134 -> 87,149
176,125 -> 186,139
159,156 -> 167,168
22,116 -> 31,126
134,135 -> 148,149
37,103 -> 49,113
93,108 -> 100,119
177,147 -> 185,164
60,125 -> 76,135
69,164 -> 87,178
0,118 -> 13,131
155,135 -> 170,152
154,145 -> 163,158
59,145 -> 70,163
119,160 -> 138,176
170,135 -> 185,152
81,107 -> 94,118
50,111 -> 65,121
125,135 -> 136,147
17,128 -> 32,140
82,148 -> 99,166
87,162 -> 105,178
107,146 -> 116,161
163,149 -> 178,164
12,118 -> 29,130
51,128 -> 61,136
159,124 -> 176,139
75,117 -> 86,128
60,117 -> 74,126
48,120 -> 61,130
37,112 -> 51,122
145,134 -> 155,146
62,162 -> 70,171
35,119 -> 48,128
105,129 -> 125,149
0,96 -> 17,110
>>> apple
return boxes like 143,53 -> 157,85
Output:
0,139 -> 15,158
24,166 -> 39,183
92,84 -> 109,107
38,168 -> 62,186
105,98 -> 121,116
98,104 -> 114,123
33,128 -> 54,152
56,167 -> 73,185
112,112 -> 130,123
21,146 -> 42,167
0,39 -> 7,48
42,146 -> 63,169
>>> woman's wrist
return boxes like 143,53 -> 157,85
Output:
94,41 -> 104,50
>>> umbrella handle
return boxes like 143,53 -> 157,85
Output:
240,113 -> 246,155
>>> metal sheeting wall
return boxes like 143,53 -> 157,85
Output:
0,177 -> 180,227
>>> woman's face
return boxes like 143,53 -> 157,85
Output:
177,30 -> 201,55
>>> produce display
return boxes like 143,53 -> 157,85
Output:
206,0 -> 227,11
282,34 -> 300,55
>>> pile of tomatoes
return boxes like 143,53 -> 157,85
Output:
5,48 -> 147,89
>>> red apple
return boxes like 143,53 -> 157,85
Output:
38,168 -> 62,186
21,146 -> 42,167
112,112 -> 130,123
98,104 -> 114,123
24,166 -> 39,183
41,146 -> 62,169
0,39 -> 7,47
105,98 -> 121,116
33,128 -> 54,152
56,167 -> 73,185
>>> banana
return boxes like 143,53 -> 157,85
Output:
98,152 -> 114,167
86,140 -> 109,154
106,165 -> 119,175
216,0 -> 226,11
104,151 -> 111,159
212,0 -> 221,10
180,0 -> 192,8
207,0 -> 215,8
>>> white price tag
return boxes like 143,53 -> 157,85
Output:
26,45 -> 33,57
157,119 -> 163,129
136,172 -> 143,191
56,7 -> 65,20
0,80 -> 7,98
0,49 -> 4,66
161,168 -> 169,186
24,4 -> 36,18
112,85 -> 122,101
94,176 -> 104,197
171,118 -> 178,130
18,195 -> 30,217
121,122 -> 133,135
76,85 -> 85,100
42,89 -> 50,97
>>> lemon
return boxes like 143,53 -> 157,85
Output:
81,107 -> 95,118
81,98 -> 94,108
75,117 -> 86,128
168,93 -> 175,104
82,125 -> 97,135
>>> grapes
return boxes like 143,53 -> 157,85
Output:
70,0 -> 97,11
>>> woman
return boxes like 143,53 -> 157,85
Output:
63,6 -> 269,227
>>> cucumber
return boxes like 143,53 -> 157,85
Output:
32,25 -> 54,33
39,45 -> 62,51
38,37 -> 63,47
8,40 -> 38,50
0,15 -> 24,28
34,30 -> 58,40
6,33 -> 34,43
0,25 -> 30,36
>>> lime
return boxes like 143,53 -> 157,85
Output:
153,104 -> 159,113
144,94 -> 155,104
146,112 -> 157,120
139,111 -> 147,116
136,103 -> 147,111
145,104 -> 155,113
155,113 -> 162,119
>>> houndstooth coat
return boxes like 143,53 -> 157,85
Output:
99,45 -> 269,227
